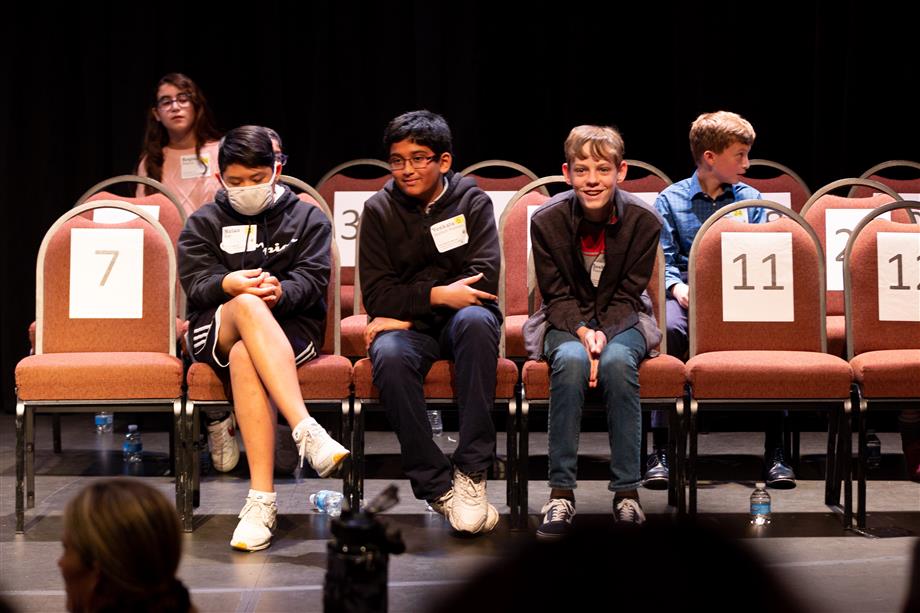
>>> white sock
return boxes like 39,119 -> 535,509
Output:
248,489 -> 276,503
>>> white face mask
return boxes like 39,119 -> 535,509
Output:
223,168 -> 277,216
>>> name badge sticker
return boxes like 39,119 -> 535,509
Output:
221,225 -> 259,254
180,153 -> 211,180
430,214 -> 469,253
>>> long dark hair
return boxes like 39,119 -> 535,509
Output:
139,72 -> 221,194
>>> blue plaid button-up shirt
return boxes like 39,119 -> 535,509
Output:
654,171 -> 764,291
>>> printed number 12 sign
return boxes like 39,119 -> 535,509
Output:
877,232 -> 920,322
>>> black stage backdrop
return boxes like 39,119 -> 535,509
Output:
1,1 -> 917,412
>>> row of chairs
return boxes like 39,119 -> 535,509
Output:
14,169 -> 918,533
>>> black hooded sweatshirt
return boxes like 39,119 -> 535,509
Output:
358,170 -> 502,335
178,185 -> 331,350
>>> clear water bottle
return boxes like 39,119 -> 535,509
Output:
427,409 -> 443,437
750,482 -> 771,525
123,424 -> 143,463
866,430 -> 881,469
310,490 -> 344,517
94,412 -> 113,434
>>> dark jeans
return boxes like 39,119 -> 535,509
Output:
368,306 -> 500,501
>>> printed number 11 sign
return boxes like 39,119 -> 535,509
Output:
721,232 -> 794,322
877,232 -> 920,322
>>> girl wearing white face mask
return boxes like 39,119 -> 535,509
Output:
178,125 -> 350,552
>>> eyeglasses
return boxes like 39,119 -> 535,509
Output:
388,154 -> 438,171
155,93 -> 193,110
275,152 -> 289,166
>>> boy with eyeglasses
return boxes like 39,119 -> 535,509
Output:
530,125 -> 663,538
358,110 -> 503,534
179,125 -> 349,551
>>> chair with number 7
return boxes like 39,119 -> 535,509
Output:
843,201 -> 920,530
14,202 -> 187,533
684,200 -> 854,524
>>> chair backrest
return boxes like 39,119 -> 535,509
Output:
689,200 -> 826,356
801,178 -> 904,316
848,160 -> 920,199
315,159 -> 391,296
35,202 -> 176,356
844,201 -> 920,358
744,159 -> 812,215
281,174 -> 333,220
498,176 -> 568,322
77,175 -> 187,249
461,160 -> 544,231
620,159 -> 673,206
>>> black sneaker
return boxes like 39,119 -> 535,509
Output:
536,498 -> 575,540
765,447 -> 797,489
642,449 -> 669,490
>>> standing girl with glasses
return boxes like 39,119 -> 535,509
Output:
137,73 -> 222,216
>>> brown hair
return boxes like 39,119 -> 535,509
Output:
139,73 -> 221,195
564,125 -> 625,166
63,479 -> 192,612
689,111 -> 755,164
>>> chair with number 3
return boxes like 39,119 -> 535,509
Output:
843,201 -> 920,531
684,200 -> 854,525
14,202 -> 187,533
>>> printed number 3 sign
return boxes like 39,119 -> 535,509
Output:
877,233 -> 920,322
69,228 -> 144,319
721,232 -> 794,321
333,191 -> 376,267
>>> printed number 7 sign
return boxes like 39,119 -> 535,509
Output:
70,228 -> 144,319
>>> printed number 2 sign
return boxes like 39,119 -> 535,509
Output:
721,232 -> 794,321
69,228 -> 144,319
826,209 -> 891,291
877,232 -> 920,322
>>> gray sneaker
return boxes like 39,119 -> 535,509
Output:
449,468 -> 498,533
613,497 -> 646,525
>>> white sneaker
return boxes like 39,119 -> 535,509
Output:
230,492 -> 277,551
613,497 -> 646,525
431,486 -> 498,534
292,416 -> 350,478
449,468 -> 496,533
207,413 -> 240,472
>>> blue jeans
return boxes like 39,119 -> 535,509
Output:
368,306 -> 500,501
544,326 -> 646,492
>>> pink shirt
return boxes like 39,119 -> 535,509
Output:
137,140 -> 221,217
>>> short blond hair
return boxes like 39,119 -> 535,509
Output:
689,111 -> 756,163
564,125 -> 625,166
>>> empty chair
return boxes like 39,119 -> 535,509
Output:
15,201 -> 186,533
843,200 -> 920,529
848,160 -> 920,199
684,200 -> 853,523
801,178 -> 903,357
620,159 -> 673,206
744,159 -> 812,215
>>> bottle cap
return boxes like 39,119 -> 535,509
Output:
755,482 -> 766,488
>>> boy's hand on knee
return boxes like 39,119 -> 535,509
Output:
671,283 -> 690,309
577,328 -> 606,388
430,273 -> 498,309
364,317 -> 412,350
222,269 -> 268,297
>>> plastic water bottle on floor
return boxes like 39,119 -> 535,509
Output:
427,409 -> 443,437
750,482 -> 771,525
311,490 -> 344,517
123,425 -> 143,463
94,412 -> 113,434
